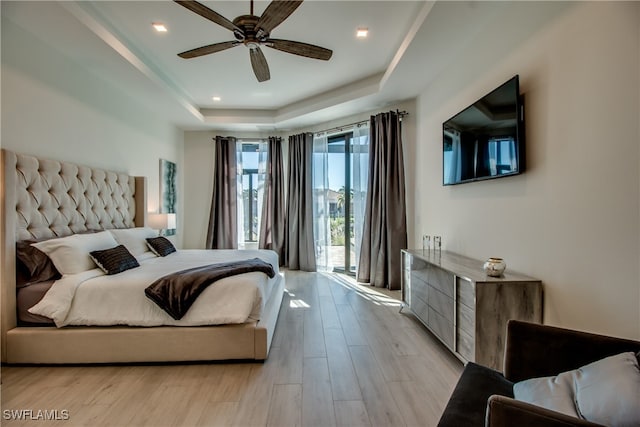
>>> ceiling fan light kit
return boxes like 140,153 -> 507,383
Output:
175,0 -> 333,82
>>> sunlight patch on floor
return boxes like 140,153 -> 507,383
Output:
289,299 -> 311,308
283,289 -> 311,309
323,272 -> 402,308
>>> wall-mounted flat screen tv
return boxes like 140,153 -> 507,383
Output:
443,75 -> 525,185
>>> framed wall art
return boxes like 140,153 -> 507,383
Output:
159,159 -> 177,236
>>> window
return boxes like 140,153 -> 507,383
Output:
237,142 -> 267,248
487,137 -> 517,176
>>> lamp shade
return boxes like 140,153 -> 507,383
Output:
148,213 -> 177,230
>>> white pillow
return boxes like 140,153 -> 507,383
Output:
514,352 -> 640,426
574,352 -> 640,426
32,231 -> 119,275
108,227 -> 157,256
513,369 -> 580,418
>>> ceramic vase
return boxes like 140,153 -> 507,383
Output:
483,257 -> 506,277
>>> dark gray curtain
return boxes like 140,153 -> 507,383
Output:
285,133 -> 316,271
259,136 -> 286,265
206,136 -> 238,249
357,111 -> 407,289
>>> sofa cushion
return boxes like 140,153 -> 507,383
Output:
513,369 -> 580,418
437,362 -> 514,427
514,352 -> 640,426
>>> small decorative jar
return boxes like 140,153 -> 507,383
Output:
483,257 -> 506,277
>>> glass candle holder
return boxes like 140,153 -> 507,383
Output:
434,236 -> 441,252
422,235 -> 431,252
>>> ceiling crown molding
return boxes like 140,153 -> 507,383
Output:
60,1 -> 203,122
59,0 -> 436,130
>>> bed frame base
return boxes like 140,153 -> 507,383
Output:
6,274 -> 284,364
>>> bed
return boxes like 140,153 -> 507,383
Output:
0,149 -> 285,363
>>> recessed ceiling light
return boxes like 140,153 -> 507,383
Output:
212,96 -> 221,102
356,27 -> 368,38
152,23 -> 167,33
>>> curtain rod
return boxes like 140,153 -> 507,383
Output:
316,119 -> 368,137
211,137 -> 274,143
237,138 -> 267,143
315,110 -> 409,136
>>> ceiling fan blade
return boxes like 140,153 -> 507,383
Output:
266,39 -> 332,60
249,46 -> 271,82
255,1 -> 303,36
178,41 -> 240,59
174,1 -> 241,33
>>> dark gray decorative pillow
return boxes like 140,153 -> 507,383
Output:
16,239 -> 61,287
146,237 -> 176,257
89,245 -> 139,275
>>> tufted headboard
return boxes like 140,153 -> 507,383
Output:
1,149 -> 147,360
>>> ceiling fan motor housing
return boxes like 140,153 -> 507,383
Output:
233,15 -> 269,44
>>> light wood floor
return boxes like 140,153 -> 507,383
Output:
1,271 -> 463,427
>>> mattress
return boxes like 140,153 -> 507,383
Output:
29,249 -> 280,328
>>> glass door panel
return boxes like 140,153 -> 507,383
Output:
328,134 -> 353,274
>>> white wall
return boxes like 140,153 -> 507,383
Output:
1,17 -> 184,246
412,2 -> 639,339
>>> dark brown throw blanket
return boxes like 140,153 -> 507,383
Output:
145,258 -> 275,320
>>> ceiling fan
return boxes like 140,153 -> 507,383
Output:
174,0 -> 333,82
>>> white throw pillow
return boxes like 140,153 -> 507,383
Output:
108,227 -> 157,256
513,369 -> 580,418
574,352 -> 640,426
32,231 -> 119,275
514,352 -> 640,426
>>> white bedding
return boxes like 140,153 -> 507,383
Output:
29,249 -> 280,328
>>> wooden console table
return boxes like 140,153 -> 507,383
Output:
401,249 -> 542,371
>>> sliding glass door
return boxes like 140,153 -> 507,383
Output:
313,125 -> 369,274
328,134 -> 352,273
